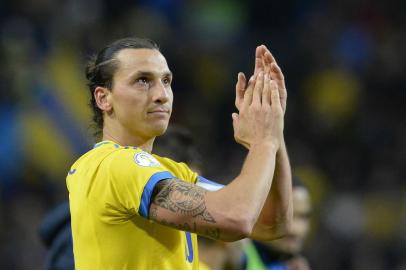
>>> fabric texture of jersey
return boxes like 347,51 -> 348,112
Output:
67,141 -> 200,270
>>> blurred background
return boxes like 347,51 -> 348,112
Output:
0,0 -> 405,269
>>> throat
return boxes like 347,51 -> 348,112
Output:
102,129 -> 155,152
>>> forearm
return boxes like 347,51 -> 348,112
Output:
270,138 -> 293,225
249,138 -> 293,240
204,142 -> 278,240
150,142 -> 278,242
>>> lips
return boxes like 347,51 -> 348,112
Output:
147,108 -> 170,115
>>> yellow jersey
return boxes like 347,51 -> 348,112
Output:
67,141 -> 200,270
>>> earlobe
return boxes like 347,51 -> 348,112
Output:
94,86 -> 112,112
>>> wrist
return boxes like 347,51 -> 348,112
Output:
250,141 -> 279,153
277,137 -> 286,154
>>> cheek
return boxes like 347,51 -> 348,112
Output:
115,98 -> 134,115
168,88 -> 174,103
113,89 -> 145,114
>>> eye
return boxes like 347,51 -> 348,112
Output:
136,77 -> 148,84
162,77 -> 172,86
135,77 -> 149,86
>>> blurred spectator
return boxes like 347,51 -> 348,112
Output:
39,202 -> 73,270
242,177 -> 312,270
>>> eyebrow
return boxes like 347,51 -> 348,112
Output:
130,70 -> 173,78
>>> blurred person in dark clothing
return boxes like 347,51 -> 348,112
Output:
243,177 -> 312,270
39,202 -> 74,270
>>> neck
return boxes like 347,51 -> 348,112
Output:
102,126 -> 155,153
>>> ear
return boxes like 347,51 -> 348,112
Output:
94,86 -> 113,113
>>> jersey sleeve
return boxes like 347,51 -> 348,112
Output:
195,176 -> 224,191
153,156 -> 199,184
174,162 -> 199,184
154,155 -> 224,190
103,149 -> 174,219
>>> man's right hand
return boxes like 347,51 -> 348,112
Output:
232,71 -> 284,150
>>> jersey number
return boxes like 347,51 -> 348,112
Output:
185,232 -> 194,263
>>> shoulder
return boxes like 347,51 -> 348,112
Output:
153,155 -> 186,170
68,143 -> 149,179
102,148 -> 163,179
69,141 -> 130,168
153,154 -> 198,183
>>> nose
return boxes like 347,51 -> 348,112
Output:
152,81 -> 170,104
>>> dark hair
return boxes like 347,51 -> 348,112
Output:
85,37 -> 160,136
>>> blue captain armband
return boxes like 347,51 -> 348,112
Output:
139,171 -> 174,218
196,176 -> 224,191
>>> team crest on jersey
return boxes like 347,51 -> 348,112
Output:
134,152 -> 160,167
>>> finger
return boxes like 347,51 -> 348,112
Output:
262,54 -> 269,74
252,72 -> 264,106
235,72 -> 246,109
232,112 -> 239,131
270,80 -> 281,109
262,74 -> 272,107
264,50 -> 277,65
254,45 -> 266,75
270,62 -> 284,81
259,46 -> 273,74
242,75 -> 256,108
270,62 -> 287,101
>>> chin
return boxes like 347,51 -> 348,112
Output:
151,123 -> 169,136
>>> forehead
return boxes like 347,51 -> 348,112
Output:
114,48 -> 170,76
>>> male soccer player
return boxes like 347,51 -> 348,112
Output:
67,37 -> 292,269
39,126 -> 202,270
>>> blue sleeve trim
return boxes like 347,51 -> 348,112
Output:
138,171 -> 174,218
196,176 -> 224,191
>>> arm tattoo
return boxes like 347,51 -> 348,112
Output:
153,179 -> 215,222
150,179 -> 220,239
